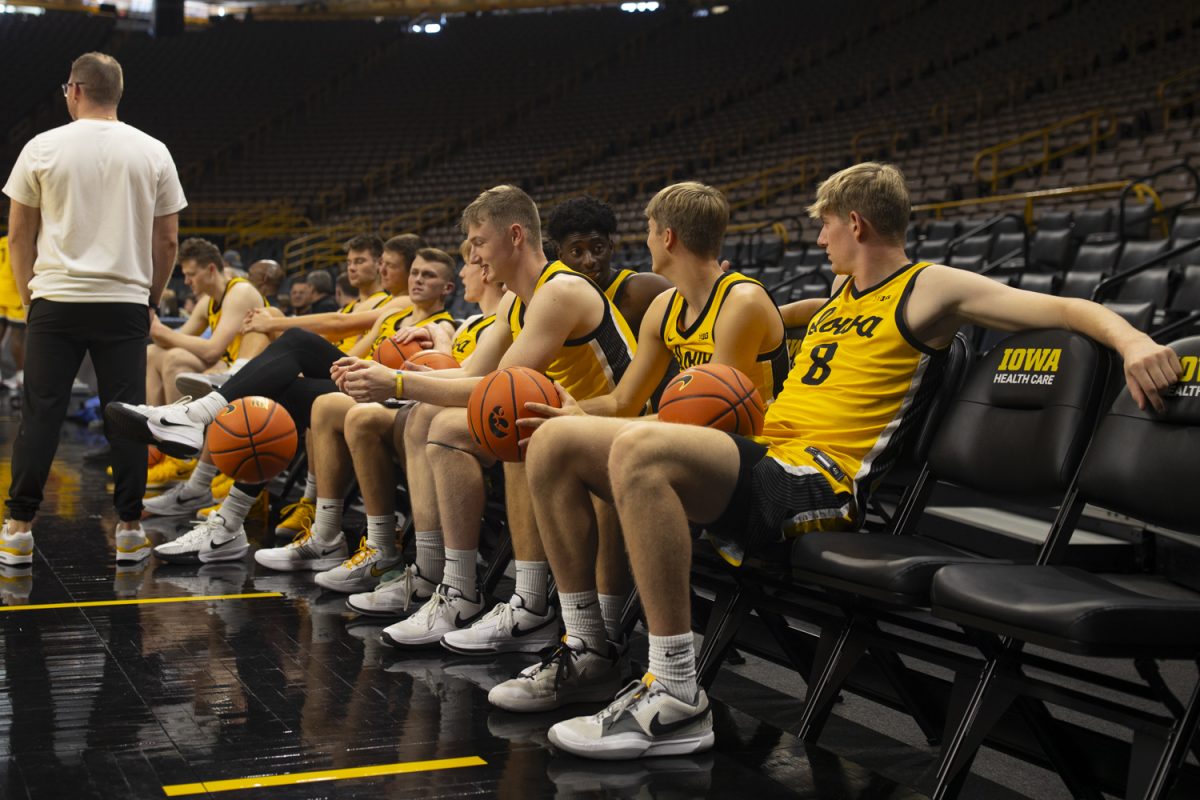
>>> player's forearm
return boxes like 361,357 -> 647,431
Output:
1062,297 -> 1149,356
274,310 -> 372,337
398,371 -> 480,407
157,328 -> 221,363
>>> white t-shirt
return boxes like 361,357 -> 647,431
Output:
2,119 -> 187,304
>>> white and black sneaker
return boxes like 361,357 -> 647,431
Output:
548,675 -> 714,760
380,584 -> 483,649
346,563 -> 436,617
313,540 -> 401,593
254,526 -> 348,572
141,482 -> 214,517
104,398 -> 205,459
488,635 -> 624,713
441,594 -> 559,655
153,513 -> 247,564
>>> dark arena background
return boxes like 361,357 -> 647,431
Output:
1,0 -> 1199,798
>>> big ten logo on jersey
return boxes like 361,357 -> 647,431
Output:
1167,355 -> 1199,398
806,305 -> 883,339
993,347 -> 1061,386
674,347 -> 713,369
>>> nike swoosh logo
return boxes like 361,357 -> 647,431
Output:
574,601 -> 597,610
663,650 -> 688,659
370,565 -> 391,577
320,546 -> 342,556
158,419 -> 194,428
648,707 -> 708,737
208,537 -> 237,549
510,617 -> 554,637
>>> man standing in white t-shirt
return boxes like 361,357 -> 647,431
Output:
0,53 -> 186,570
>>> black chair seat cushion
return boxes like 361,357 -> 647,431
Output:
792,532 -> 990,603
931,564 -> 1200,656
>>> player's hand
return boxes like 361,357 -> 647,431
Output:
1122,338 -> 1182,413
330,355 -> 367,388
392,327 -> 433,349
148,312 -> 170,343
517,383 -> 584,434
243,307 -> 273,333
340,360 -> 397,404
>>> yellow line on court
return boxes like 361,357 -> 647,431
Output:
0,592 -> 283,612
161,756 -> 488,796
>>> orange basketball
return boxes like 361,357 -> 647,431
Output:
147,445 -> 165,467
658,364 -> 765,436
467,367 -> 561,462
374,337 -> 424,369
406,350 -> 459,370
206,396 -> 298,483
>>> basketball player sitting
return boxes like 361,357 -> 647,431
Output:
137,235 -> 410,518
102,245 -> 446,565
484,181 -> 788,712
519,162 -> 1182,761
546,196 -> 669,332
331,185 -> 636,655
251,252 -> 466,593
257,242 -> 506,615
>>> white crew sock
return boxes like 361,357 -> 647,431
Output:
366,514 -> 395,556
186,391 -> 229,425
443,547 -> 477,600
415,530 -> 444,582
514,560 -> 549,616
648,632 -> 699,702
183,461 -> 220,497
303,473 -> 317,501
218,487 -> 256,530
598,592 -> 627,642
559,590 -> 607,652
313,497 -> 343,543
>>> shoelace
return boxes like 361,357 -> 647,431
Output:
288,524 -> 316,550
172,518 -> 218,549
341,540 -> 376,569
592,679 -> 651,723
278,500 -> 312,521
416,589 -> 451,631
374,566 -> 419,610
479,601 -> 515,633
522,639 -> 581,682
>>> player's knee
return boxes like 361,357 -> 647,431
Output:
345,404 -> 390,444
525,417 -> 578,479
163,348 -> 195,369
311,392 -> 345,426
427,408 -> 473,451
608,427 -> 668,492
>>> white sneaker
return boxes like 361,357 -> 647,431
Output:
0,522 -> 34,566
114,524 -> 152,563
548,676 -> 714,760
346,563 -> 436,617
198,513 -> 249,563
175,370 -> 233,399
153,513 -> 246,564
380,584 -> 483,649
441,594 -> 559,655
488,636 -> 624,712
313,540 -> 401,593
142,482 -> 214,517
254,527 -> 348,572
104,398 -> 205,459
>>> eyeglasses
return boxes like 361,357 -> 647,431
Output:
61,81 -> 84,96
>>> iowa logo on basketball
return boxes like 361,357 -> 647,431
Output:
993,347 -> 1061,385
1167,355 -> 1199,398
487,405 -> 511,439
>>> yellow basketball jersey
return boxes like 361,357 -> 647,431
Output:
660,271 -> 788,403
757,262 -> 947,515
452,313 -> 496,364
509,261 -> 637,400
367,306 -> 455,357
206,276 -> 259,365
603,268 -> 637,305
332,291 -> 391,352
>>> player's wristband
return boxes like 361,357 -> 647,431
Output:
394,371 -> 404,400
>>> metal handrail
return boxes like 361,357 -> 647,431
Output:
1092,238 -> 1200,303
1117,160 -> 1199,241
972,109 -> 1116,192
